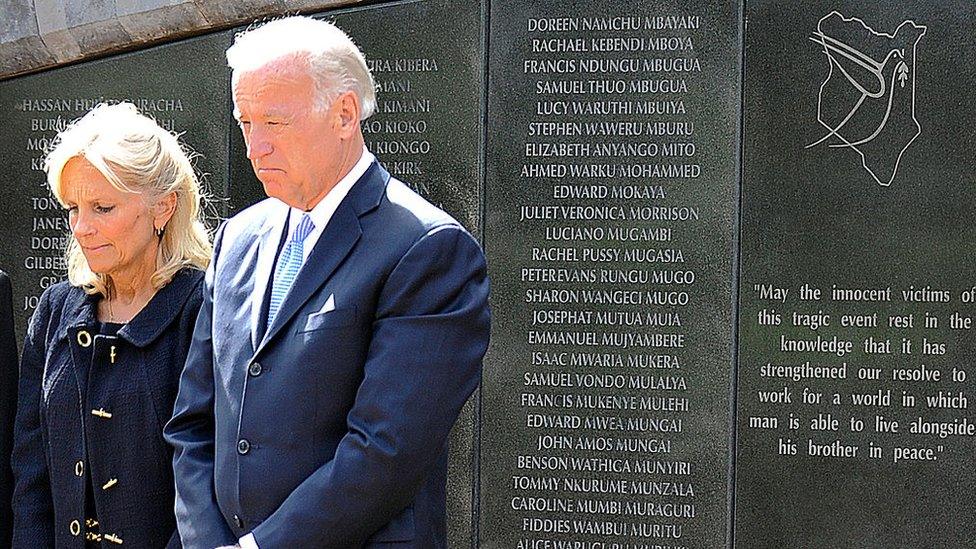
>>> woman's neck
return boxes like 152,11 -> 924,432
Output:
100,260 -> 159,323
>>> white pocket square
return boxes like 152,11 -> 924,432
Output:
318,294 -> 336,314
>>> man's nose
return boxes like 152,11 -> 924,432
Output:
246,127 -> 273,160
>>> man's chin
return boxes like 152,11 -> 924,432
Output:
260,184 -> 300,208
258,178 -> 283,196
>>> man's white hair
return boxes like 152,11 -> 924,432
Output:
227,16 -> 377,119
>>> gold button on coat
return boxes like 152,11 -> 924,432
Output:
74,460 -> 84,477
69,519 -> 81,536
76,330 -> 92,347
91,408 -> 112,419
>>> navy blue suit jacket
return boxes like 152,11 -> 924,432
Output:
165,162 -> 490,548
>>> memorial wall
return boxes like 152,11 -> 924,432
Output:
481,0 -> 738,547
735,1 -> 976,547
0,1 -> 486,547
1,0 -> 973,547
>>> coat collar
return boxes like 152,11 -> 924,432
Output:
344,160 -> 389,217
65,268 -> 203,348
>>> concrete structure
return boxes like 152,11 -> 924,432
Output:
0,0 -> 363,79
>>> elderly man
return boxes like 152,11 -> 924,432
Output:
164,16 -> 490,549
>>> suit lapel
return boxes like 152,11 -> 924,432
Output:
252,161 -> 390,357
250,210 -> 288,350
256,204 -> 361,354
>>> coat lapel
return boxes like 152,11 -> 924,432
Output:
254,161 -> 389,356
250,210 -> 288,350
118,268 -> 204,347
65,293 -> 98,405
256,204 -> 361,354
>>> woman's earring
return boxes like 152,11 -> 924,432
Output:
155,225 -> 164,237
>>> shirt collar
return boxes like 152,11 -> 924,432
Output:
288,146 -> 375,235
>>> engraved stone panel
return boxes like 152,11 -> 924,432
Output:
735,1 -> 976,546
482,1 -> 740,547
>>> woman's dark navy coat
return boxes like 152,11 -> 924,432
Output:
11,269 -> 203,548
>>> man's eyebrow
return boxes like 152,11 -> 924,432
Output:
263,107 -> 295,119
232,105 -> 295,121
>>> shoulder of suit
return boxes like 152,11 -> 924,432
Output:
381,177 -> 464,234
172,268 -> 206,301
184,269 -> 206,305
218,198 -> 284,242
186,267 -> 206,285
166,268 -> 206,326
41,280 -> 81,304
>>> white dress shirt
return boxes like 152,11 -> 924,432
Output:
286,147 -> 375,266
239,146 -> 373,549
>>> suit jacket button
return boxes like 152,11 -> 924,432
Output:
248,362 -> 262,377
237,439 -> 250,455
234,514 -> 244,529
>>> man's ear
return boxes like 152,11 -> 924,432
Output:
334,91 -> 362,138
153,191 -> 178,233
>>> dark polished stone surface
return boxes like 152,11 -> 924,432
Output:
736,1 -> 976,547
482,1 -> 740,547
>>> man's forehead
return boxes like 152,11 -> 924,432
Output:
234,54 -> 313,86
232,60 -> 315,115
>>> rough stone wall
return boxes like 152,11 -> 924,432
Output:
0,0 -> 364,79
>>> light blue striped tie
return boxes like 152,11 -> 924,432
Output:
268,213 -> 315,326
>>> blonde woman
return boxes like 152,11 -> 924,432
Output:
11,103 -> 211,548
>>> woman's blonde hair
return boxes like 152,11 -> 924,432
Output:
44,102 -> 212,297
